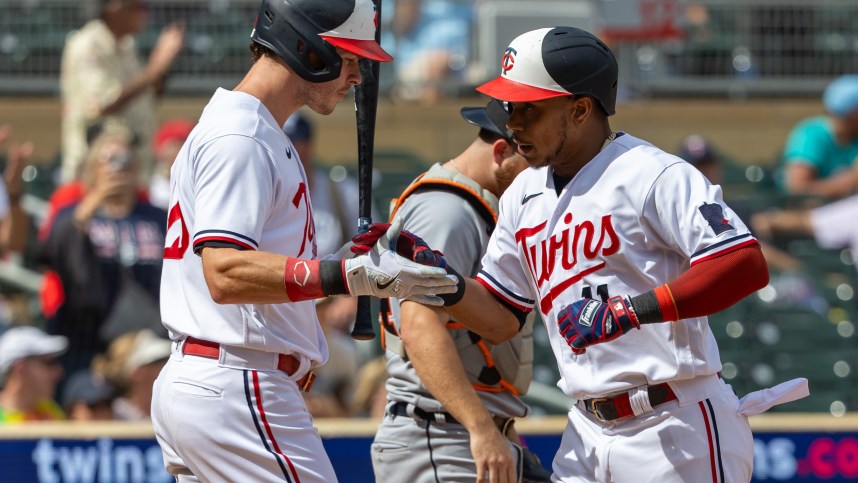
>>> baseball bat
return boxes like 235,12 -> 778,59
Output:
350,0 -> 382,341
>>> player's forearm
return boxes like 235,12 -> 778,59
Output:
200,247 -> 345,304
444,277 -> 520,344
399,301 -> 501,436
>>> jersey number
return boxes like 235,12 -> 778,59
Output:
582,284 -> 610,302
292,182 -> 316,258
163,201 -> 190,259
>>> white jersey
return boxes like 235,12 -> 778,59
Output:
160,88 -> 327,366
478,133 -> 756,399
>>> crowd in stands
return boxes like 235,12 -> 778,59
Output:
0,0 -> 857,425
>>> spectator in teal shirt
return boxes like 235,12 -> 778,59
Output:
780,74 -> 858,199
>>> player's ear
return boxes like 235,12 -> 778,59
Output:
569,96 -> 593,125
491,139 -> 514,166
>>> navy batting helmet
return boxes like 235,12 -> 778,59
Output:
250,0 -> 392,83
477,27 -> 618,115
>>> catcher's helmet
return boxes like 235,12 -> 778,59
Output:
250,0 -> 392,83
477,27 -> 618,116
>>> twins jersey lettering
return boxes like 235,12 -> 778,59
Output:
478,133 -> 756,399
159,88 -> 327,365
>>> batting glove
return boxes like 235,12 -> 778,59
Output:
350,223 -> 390,254
343,217 -> 458,305
557,296 -> 641,354
350,222 -> 447,269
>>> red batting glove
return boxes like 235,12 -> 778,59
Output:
350,223 -> 446,269
350,223 -> 390,254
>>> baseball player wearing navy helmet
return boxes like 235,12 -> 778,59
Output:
370,100 -> 554,483
150,2 -> 460,481
377,26 -> 808,482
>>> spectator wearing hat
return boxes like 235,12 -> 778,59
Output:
149,119 -> 195,209
62,369 -> 116,421
0,326 -> 68,423
779,74 -> 858,198
93,329 -> 171,421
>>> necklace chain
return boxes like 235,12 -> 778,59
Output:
601,132 -> 616,151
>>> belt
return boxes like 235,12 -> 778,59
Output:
182,337 -> 315,392
390,402 -> 512,434
581,383 -> 676,422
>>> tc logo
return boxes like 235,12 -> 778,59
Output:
501,47 -> 517,75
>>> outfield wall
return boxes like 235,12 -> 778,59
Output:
1,414 -> 857,482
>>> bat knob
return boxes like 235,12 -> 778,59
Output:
350,328 -> 376,341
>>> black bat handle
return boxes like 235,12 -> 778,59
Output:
351,215 -> 376,340
350,9 -> 382,340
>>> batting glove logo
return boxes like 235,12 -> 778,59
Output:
557,296 -> 641,354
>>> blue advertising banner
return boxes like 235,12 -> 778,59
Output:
0,415 -> 856,482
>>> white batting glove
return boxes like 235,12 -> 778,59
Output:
323,238 -> 359,261
343,217 -> 458,305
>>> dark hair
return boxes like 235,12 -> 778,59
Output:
250,42 -> 277,64
478,128 -> 507,145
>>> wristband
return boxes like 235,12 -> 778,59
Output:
283,258 -> 348,301
628,284 -> 678,324
319,260 -> 348,296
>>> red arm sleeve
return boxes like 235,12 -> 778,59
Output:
632,243 -> 769,323
666,243 -> 769,320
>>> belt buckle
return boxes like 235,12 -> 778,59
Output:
588,398 -> 611,422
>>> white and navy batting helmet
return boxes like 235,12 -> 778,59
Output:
251,0 -> 392,83
477,27 -> 618,115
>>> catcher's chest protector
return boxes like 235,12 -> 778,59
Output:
383,165 -> 534,396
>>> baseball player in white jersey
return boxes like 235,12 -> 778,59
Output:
371,100 -> 552,483
367,27 -> 808,482
150,1 -> 457,481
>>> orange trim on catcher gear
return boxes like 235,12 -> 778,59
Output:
499,380 -> 520,396
379,299 -> 397,350
445,321 -> 521,396
388,176 -> 498,224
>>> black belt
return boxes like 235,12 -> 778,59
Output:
391,401 -> 462,425
580,383 -> 677,422
390,402 -> 515,435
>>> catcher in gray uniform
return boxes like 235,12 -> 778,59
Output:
370,100 -> 550,483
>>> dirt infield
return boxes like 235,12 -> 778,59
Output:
0,96 -> 821,168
